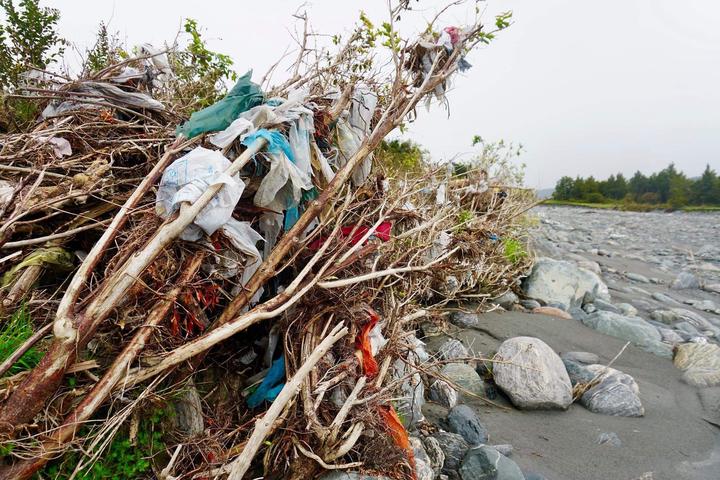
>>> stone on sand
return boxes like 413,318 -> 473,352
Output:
492,336 -> 572,409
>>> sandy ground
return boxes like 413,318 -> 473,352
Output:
422,311 -> 720,480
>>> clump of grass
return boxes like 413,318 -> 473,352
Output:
0,303 -> 42,377
502,237 -> 527,264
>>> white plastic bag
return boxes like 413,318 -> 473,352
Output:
222,219 -> 265,304
209,118 -> 254,148
336,119 -> 371,187
156,146 -> 244,241
253,149 -> 313,213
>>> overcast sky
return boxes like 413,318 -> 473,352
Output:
46,0 -> 720,188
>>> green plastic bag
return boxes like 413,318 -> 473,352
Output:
176,71 -> 264,139
1,247 -> 74,287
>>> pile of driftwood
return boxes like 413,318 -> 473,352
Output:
0,3 -> 532,479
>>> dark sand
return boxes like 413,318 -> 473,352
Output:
422,311 -> 720,480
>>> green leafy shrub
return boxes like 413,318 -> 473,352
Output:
502,237 -> 527,264
41,410 -> 166,480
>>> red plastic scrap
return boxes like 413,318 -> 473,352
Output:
354,308 -> 380,378
444,26 -> 461,45
378,405 -> 417,479
309,221 -> 392,250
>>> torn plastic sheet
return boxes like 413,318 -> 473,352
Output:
242,129 -> 312,222
335,119 -> 371,187
156,147 -> 245,241
41,81 -> 165,118
208,117 -> 254,148
33,135 -> 72,158
247,354 -> 286,408
259,211 -> 283,259
110,66 -> 144,84
136,43 -> 174,87
176,70 -> 264,139
287,108 -> 315,180
311,141 -> 335,183
221,219 -> 265,305
0,180 -> 13,208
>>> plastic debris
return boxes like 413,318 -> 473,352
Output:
156,146 -> 245,241
355,309 -> 380,377
247,354 -> 286,408
176,71 -> 264,139
242,129 -> 313,227
1,247 -> 74,287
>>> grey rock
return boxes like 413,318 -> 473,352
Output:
582,311 -> 672,358
172,380 -> 205,436
493,336 -> 572,409
562,358 -> 597,385
394,358 -> 425,427
561,351 -> 600,364
522,257 -> 610,311
675,321 -> 701,336
441,363 -> 485,397
617,303 -> 638,316
422,436 -> 446,476
452,312 -> 482,329
671,271 -> 700,290
435,431 -> 469,472
649,309 -> 679,324
411,437 -> 435,480
625,272 -> 650,283
520,299 -> 542,310
580,364 -> 644,417
593,298 -> 621,314
651,292 -> 684,307
673,343 -> 720,387
430,379 -> 459,408
670,308 -> 720,336
582,303 -> 597,314
459,446 -> 525,480
687,299 -> 720,315
597,431 -> 622,446
438,339 -> 471,363
657,327 -> 684,344
491,444 -> 513,457
577,259 -> 602,274
492,291 -> 519,310
447,404 -> 489,445
703,283 -> 720,294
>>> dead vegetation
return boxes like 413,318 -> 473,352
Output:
0,3 -> 534,479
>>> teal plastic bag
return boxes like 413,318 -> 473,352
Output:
176,71 -> 264,139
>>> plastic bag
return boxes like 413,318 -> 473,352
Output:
221,219 -> 265,305
176,71 -> 264,139
335,119 -> 371,187
259,212 -> 283,259
287,108 -> 314,180
208,117 -> 254,148
1,247 -> 74,287
242,129 -> 312,215
156,147 -> 245,241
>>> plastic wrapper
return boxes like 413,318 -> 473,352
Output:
156,146 -> 245,241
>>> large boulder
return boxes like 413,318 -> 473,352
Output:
673,343 -> 720,387
447,404 -> 489,445
582,365 -> 644,416
459,446 -> 525,480
582,311 -> 672,358
492,336 -> 573,409
522,257 -> 609,311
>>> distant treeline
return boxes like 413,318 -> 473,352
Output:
552,163 -> 720,208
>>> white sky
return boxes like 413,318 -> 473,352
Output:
45,0 -> 720,188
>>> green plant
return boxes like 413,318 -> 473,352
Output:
0,303 -> 42,377
377,139 -> 427,174
83,22 -> 125,75
0,0 -> 65,89
168,18 -> 237,110
41,409 -> 167,480
502,237 -> 527,264
454,209 -> 474,233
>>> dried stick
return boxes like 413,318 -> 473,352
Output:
226,322 -> 348,480
0,253 -> 205,480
